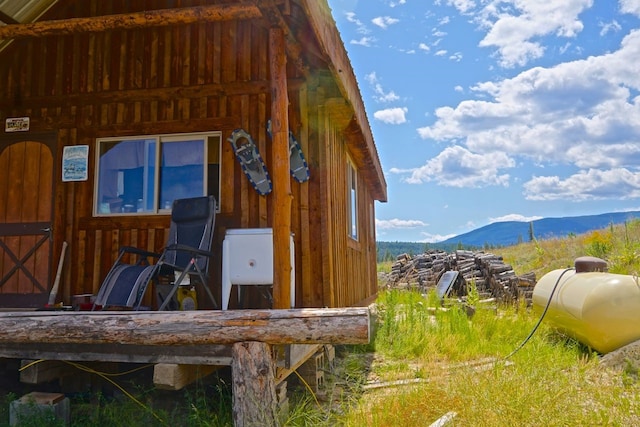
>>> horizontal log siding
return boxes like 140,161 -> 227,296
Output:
0,0 -> 378,309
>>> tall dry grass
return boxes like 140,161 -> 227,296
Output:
497,218 -> 640,277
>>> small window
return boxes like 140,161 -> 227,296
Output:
347,157 -> 358,240
95,132 -> 221,215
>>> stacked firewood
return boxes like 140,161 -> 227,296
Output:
383,250 -> 537,304
387,251 -> 455,289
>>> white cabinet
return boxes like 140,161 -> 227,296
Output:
221,228 -> 295,310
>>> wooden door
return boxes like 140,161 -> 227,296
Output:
0,134 -> 56,308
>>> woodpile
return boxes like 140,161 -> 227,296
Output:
383,250 -> 537,304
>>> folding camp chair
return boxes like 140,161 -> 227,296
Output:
93,196 -> 218,310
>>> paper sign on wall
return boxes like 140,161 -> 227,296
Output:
5,117 -> 30,132
62,145 -> 89,182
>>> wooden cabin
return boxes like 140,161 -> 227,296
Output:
0,0 -> 387,312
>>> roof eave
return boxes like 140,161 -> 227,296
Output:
300,0 -> 387,202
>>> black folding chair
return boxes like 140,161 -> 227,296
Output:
93,196 -> 218,310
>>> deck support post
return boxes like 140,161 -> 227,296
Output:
232,341 -> 278,427
269,27 -> 293,309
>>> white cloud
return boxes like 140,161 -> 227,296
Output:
438,0 -> 596,68
376,218 -> 428,229
366,72 -> 401,102
390,145 -> 514,187
416,29 -> 640,192
620,0 -> 640,16
439,0 -> 476,14
435,49 -> 448,56
449,52 -> 463,61
372,16 -> 399,29
378,91 -> 400,102
351,37 -> 375,46
600,20 -> 622,36
345,12 -> 369,34
489,214 -> 544,223
374,107 -> 408,124
524,168 -> 640,201
419,43 -> 430,52
476,0 -> 593,68
420,231 -> 457,243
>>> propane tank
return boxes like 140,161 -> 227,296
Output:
533,257 -> 640,354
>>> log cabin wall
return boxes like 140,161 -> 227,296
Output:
317,117 -> 378,308
0,0 -> 379,309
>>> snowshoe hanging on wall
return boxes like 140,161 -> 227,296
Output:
267,120 -> 311,183
228,129 -> 273,195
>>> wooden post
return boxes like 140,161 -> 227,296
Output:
269,27 -> 292,309
232,342 -> 278,427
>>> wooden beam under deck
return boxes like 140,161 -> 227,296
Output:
0,342 -> 233,366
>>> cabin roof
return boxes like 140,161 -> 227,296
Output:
0,0 -> 58,25
0,0 -> 387,202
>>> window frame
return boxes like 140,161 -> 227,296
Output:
347,156 -> 359,241
94,131 -> 221,217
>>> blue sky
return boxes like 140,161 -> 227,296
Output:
325,0 -> 640,242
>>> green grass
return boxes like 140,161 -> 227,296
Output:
339,289 -> 640,426
336,222 -> 640,425
376,260 -> 393,274
1,381 -> 233,427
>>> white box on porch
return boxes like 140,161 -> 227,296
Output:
222,228 -> 295,310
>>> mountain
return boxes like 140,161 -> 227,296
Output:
437,211 -> 640,247
376,211 -> 640,261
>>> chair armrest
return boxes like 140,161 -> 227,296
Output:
164,243 -> 214,258
119,246 -> 161,259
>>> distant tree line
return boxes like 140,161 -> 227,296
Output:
376,241 -> 506,262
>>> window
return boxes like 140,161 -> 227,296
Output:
347,157 -> 358,240
95,132 -> 221,215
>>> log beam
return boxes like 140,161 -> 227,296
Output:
1,79 -> 305,110
269,27 -> 293,310
0,308 -> 370,346
0,4 -> 262,40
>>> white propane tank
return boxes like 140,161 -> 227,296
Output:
533,258 -> 640,354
